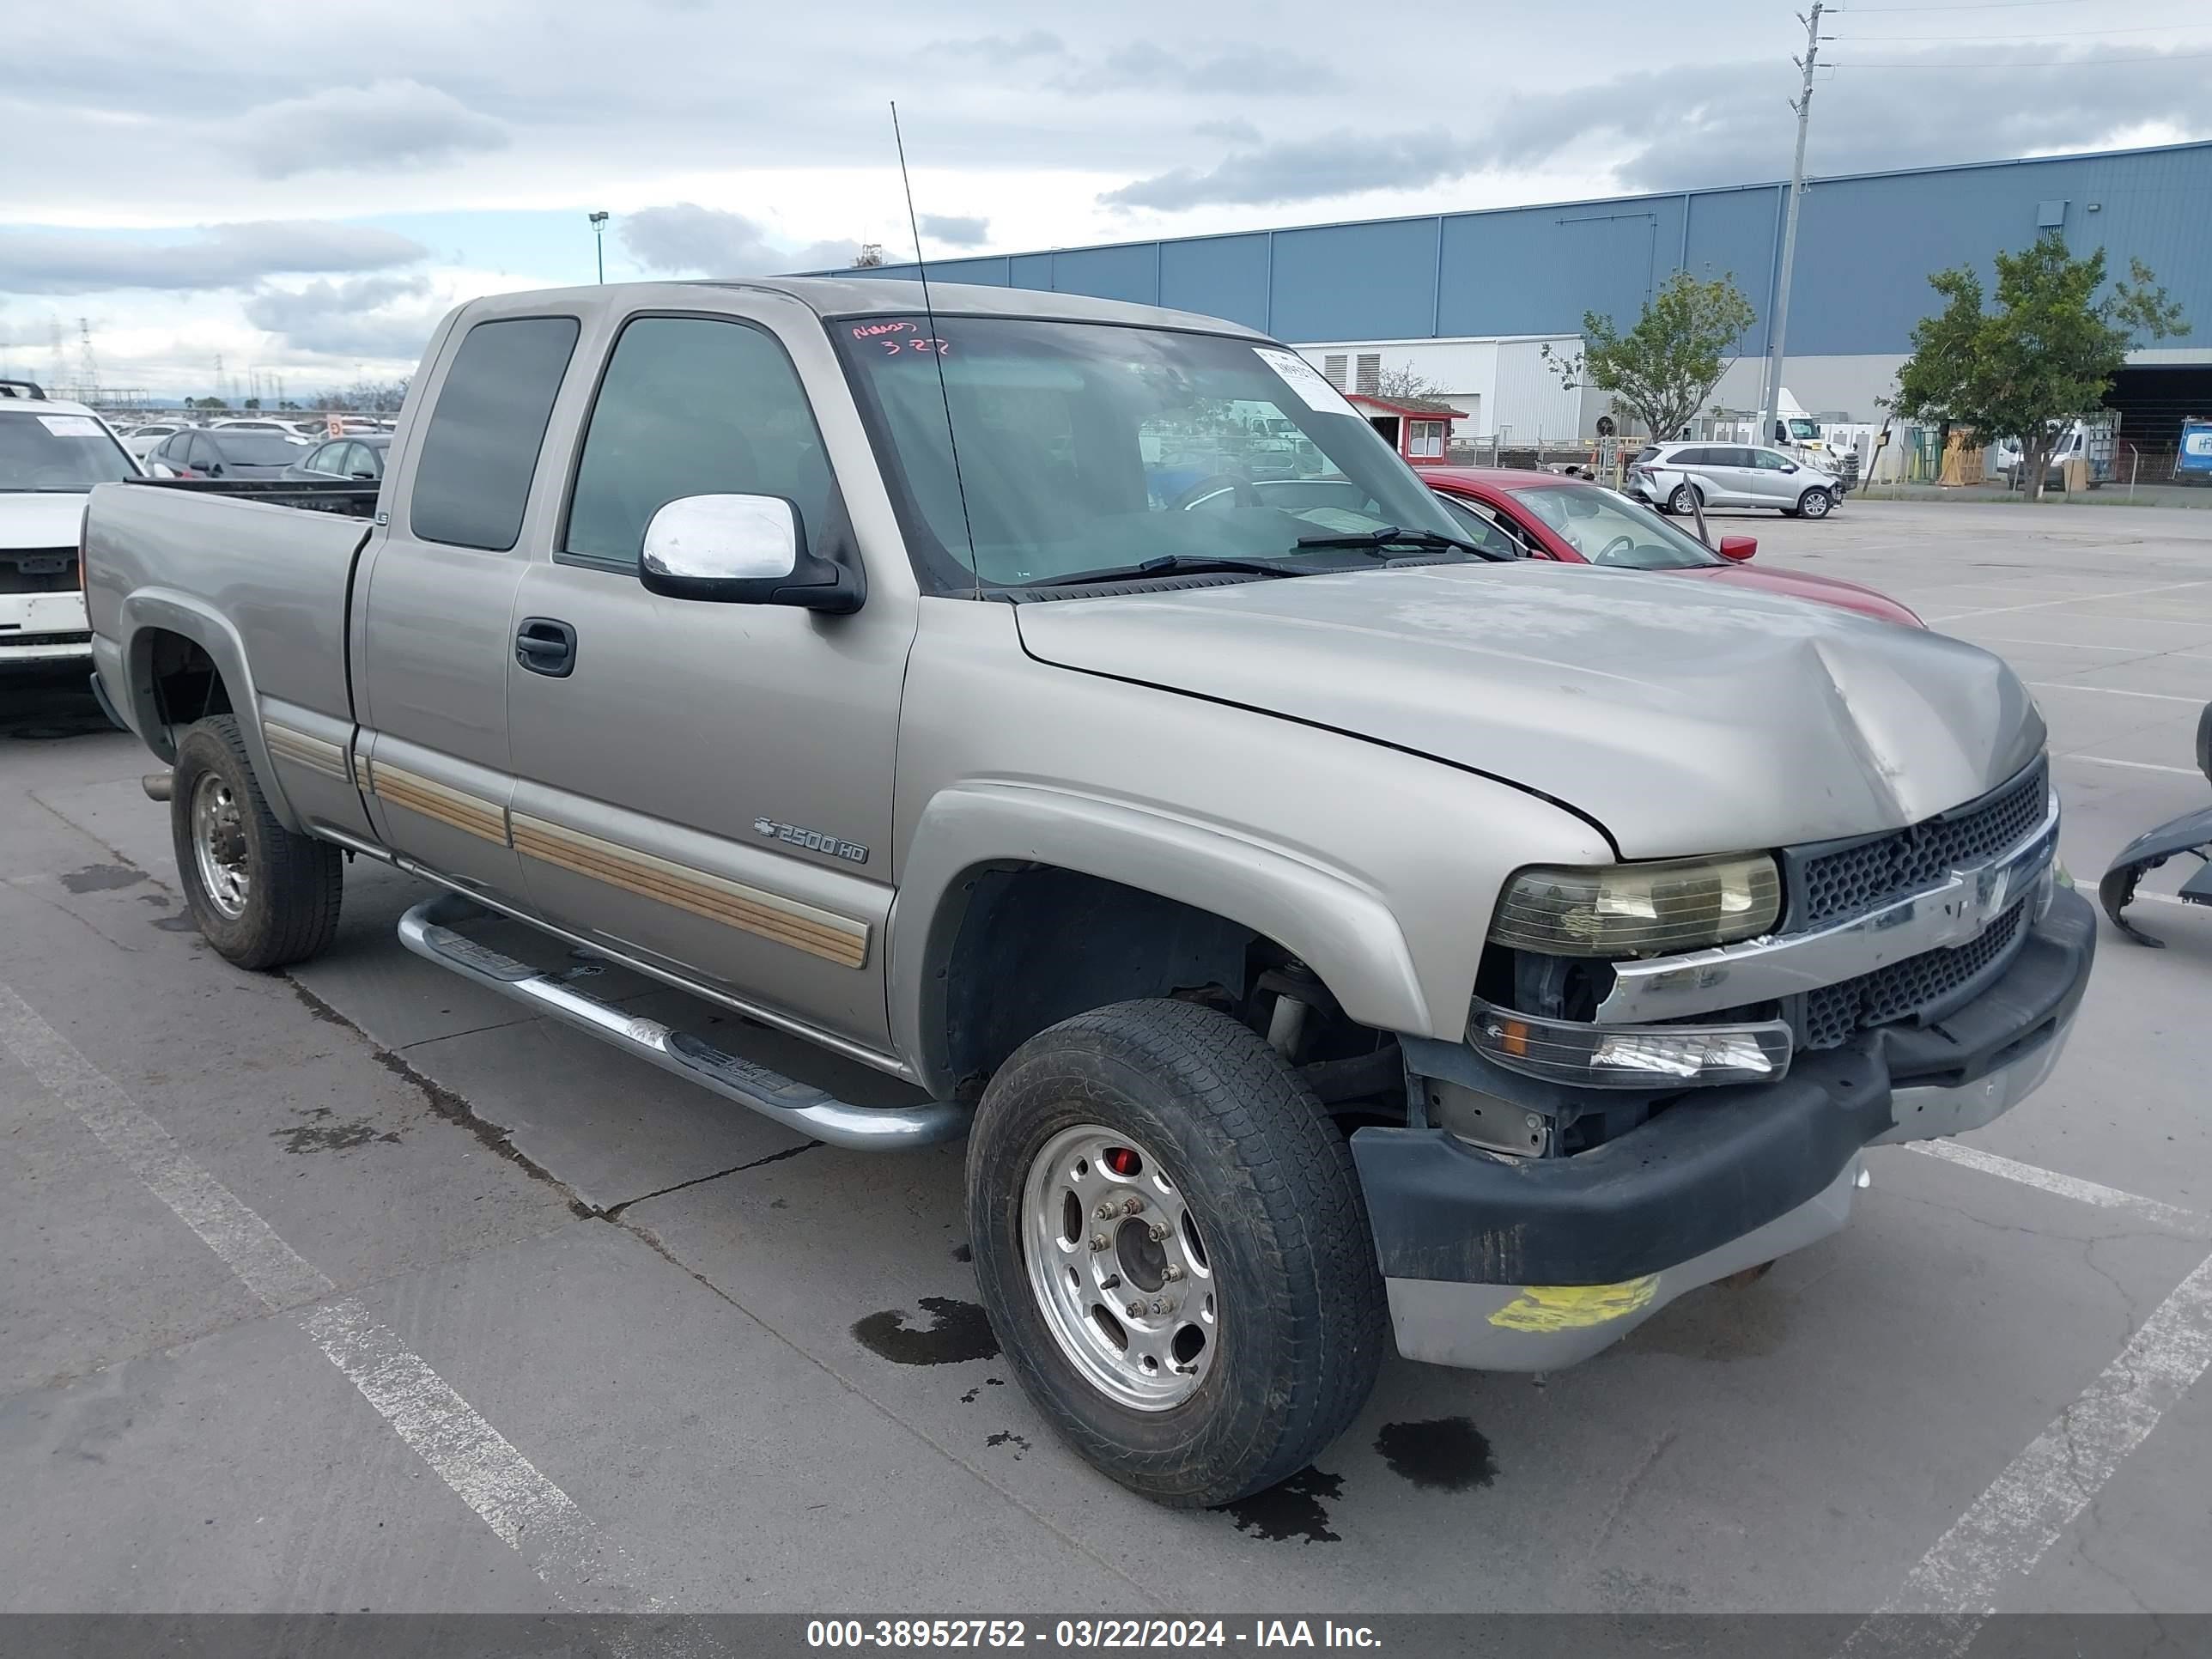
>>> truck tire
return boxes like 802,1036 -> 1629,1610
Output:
170,714 -> 343,970
965,998 -> 1387,1508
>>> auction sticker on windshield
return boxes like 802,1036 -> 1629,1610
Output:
1253,347 -> 1360,419
37,415 -> 104,438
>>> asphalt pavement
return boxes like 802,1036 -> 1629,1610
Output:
3,498 -> 2209,1617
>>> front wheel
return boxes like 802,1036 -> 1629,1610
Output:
171,714 -> 343,970
1668,483 -> 1702,514
966,999 -> 1387,1508
1797,487 -> 1834,520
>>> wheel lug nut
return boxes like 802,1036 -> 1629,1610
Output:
1151,1297 -> 1170,1315
1161,1264 -> 1183,1282
1099,1273 -> 1121,1290
1095,1203 -> 1116,1221
1121,1196 -> 1145,1215
1090,1233 -> 1110,1252
1126,1300 -> 1145,1318
1147,1223 -> 1171,1243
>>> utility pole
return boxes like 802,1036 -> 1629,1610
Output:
1759,3 -> 1823,444
588,211 -> 610,283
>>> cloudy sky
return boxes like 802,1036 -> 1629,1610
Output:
7,0 -> 2210,398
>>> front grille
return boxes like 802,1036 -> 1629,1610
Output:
1793,757 -> 2048,930
0,630 -> 93,648
0,548 -> 78,594
1798,898 -> 2027,1050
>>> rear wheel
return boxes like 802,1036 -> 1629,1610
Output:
1797,487 -> 1834,520
1668,483 -> 1702,514
966,999 -> 1387,1508
170,714 -> 343,970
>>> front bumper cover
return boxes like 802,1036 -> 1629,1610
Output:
1352,885 -> 2094,1368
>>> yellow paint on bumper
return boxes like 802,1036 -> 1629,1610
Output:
1486,1275 -> 1661,1332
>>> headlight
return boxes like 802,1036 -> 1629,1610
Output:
1489,854 -> 1780,958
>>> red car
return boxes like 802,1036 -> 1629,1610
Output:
1424,467 -> 1922,627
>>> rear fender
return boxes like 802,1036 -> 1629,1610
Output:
118,588 -> 301,830
2099,802 -> 2212,946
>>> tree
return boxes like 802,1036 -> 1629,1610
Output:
1376,362 -> 1438,400
853,243 -> 886,268
1890,232 -> 2187,500
1542,270 -> 1757,441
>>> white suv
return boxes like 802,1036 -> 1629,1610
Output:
1628,441 -> 1843,520
0,380 -> 143,665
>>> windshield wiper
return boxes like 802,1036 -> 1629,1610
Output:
1024,555 -> 1308,588
1294,526 -> 1507,561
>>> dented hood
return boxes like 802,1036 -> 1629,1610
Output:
1014,562 -> 2044,857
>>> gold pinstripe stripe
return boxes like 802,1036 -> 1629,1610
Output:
365,760 -> 508,846
264,722 -> 350,783
510,811 -> 870,969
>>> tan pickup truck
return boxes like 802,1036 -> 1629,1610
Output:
84,278 -> 2093,1506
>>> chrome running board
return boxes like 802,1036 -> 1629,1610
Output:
396,892 -> 968,1151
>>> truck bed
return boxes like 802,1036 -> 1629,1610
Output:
83,478 -> 374,761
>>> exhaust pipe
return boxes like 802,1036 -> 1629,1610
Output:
142,773 -> 173,802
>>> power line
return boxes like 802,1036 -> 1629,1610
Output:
1833,0 -> 2123,11
1835,48 -> 2212,65
1832,21 -> 2212,39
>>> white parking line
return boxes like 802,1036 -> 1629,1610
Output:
0,984 -> 663,1613
1844,1145 -> 2212,1655
2057,754 -> 2200,776
1907,1142 -> 2209,1236
1843,1251 -> 2212,1656
2028,682 -> 2203,703
1928,580 -> 2209,623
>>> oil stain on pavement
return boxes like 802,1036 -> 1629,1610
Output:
852,1297 -> 1001,1365
1217,1467 -> 1343,1543
270,1106 -> 403,1154
60,864 -> 143,893
1373,1417 -> 1498,1492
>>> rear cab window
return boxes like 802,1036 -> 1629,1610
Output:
410,316 -> 581,550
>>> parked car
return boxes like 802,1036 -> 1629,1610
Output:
144,428 -> 317,480
1426,467 -> 1920,626
283,434 -> 390,483
208,416 -> 308,436
83,279 -> 2091,1510
0,378 -> 141,665
121,422 -> 187,459
1628,441 -> 1843,519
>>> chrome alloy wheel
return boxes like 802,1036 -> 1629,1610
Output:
190,771 -> 251,920
1021,1124 -> 1218,1411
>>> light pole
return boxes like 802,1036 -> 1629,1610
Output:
588,211 -> 610,284
1759,3 -> 1824,444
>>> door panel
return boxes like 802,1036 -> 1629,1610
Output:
505,310 -> 907,1047
507,564 -> 906,1046
353,311 -> 582,902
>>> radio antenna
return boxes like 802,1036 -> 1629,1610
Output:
890,101 -> 980,594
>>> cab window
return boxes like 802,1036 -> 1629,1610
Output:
563,315 -> 839,572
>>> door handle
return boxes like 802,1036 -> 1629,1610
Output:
515,617 -> 577,678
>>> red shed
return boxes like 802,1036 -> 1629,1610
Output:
1346,392 -> 1462,467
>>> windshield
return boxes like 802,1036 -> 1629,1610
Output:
1507,481 -> 1722,570
836,316 -> 1470,590
215,434 -> 312,465
0,409 -> 137,491
1785,418 -> 1820,441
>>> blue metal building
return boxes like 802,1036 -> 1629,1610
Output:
837,141 -> 2212,448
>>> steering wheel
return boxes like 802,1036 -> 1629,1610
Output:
1172,472 -> 1262,511
1595,534 -> 1637,562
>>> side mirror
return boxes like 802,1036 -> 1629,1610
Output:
1717,535 -> 1758,562
639,493 -> 861,613
1780,461 -> 1798,473
203,463 -> 224,477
